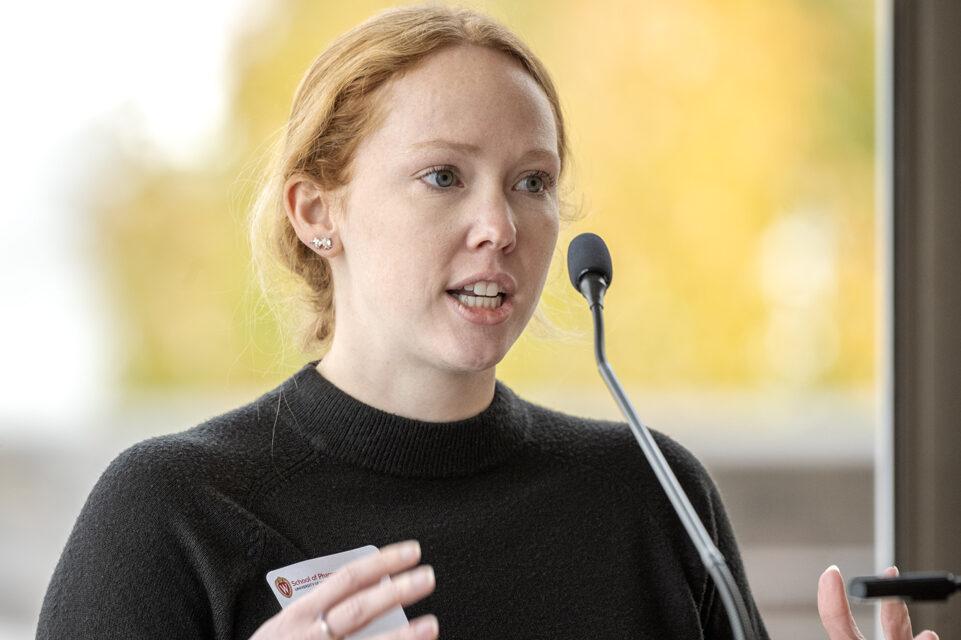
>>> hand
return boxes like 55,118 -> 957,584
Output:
818,565 -> 939,640
251,540 -> 438,640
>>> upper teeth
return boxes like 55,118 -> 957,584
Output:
465,281 -> 501,297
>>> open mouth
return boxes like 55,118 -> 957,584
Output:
447,280 -> 506,309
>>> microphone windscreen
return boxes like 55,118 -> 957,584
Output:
567,232 -> 613,290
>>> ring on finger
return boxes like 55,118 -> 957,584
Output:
317,612 -> 342,640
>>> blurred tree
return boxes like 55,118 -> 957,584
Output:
92,0 -> 874,395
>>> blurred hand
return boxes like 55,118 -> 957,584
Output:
251,540 -> 438,640
818,565 -> 939,640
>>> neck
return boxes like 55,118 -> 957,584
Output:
316,348 -> 497,422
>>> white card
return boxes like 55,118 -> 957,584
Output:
266,545 -> 409,639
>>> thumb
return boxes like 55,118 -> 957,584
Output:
818,565 -> 866,640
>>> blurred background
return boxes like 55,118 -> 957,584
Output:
0,0 -> 877,637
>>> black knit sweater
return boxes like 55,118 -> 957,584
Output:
38,363 -> 768,639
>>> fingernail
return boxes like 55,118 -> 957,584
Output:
400,541 -> 421,561
822,564 -> 839,575
412,565 -> 435,589
412,615 -> 438,639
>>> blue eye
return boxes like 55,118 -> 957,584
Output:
423,168 -> 457,188
515,172 -> 553,194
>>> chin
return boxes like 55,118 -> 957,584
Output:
443,344 -> 510,375
450,355 -> 503,375
436,327 -> 518,375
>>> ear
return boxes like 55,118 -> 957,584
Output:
283,174 -> 344,256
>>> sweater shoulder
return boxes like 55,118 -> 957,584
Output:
37,394 -> 284,638
521,398 -> 707,473
516,396 -> 720,509
92,390 -> 285,514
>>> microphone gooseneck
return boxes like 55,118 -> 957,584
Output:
567,232 -> 757,640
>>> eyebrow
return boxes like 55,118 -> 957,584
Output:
409,139 -> 481,154
409,138 -> 560,165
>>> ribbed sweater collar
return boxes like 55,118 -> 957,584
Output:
278,363 -> 530,478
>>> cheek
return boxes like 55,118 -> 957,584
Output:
348,199 -> 425,264
525,209 -> 560,266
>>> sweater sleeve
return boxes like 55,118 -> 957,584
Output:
37,440 -> 218,638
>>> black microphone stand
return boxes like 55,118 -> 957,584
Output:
577,271 -> 757,640
585,292 -> 755,640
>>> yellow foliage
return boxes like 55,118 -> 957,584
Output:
92,0 -> 874,393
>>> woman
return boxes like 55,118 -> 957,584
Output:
38,5 -> 934,639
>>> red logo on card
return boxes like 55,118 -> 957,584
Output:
275,577 -> 293,598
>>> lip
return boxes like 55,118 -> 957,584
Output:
446,272 -> 517,326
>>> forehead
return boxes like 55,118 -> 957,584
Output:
363,44 -> 558,158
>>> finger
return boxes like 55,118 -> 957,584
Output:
290,541 -> 422,620
879,567 -> 914,640
324,565 -> 436,637
818,565 -> 866,640
356,615 -> 439,640
406,615 -> 440,640
914,632 -> 939,640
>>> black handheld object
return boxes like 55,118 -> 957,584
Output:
567,232 -> 613,309
849,572 -> 961,601
567,233 -> 756,640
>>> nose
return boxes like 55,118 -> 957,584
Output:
466,187 -> 517,253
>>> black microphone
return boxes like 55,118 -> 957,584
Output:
849,572 -> 961,601
567,232 -> 757,640
566,232 -> 612,309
